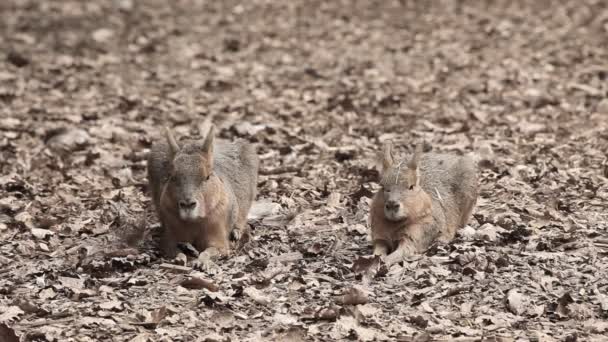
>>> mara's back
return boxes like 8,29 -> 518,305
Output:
213,139 -> 259,206
418,153 -> 478,227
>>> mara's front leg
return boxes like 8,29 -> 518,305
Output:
372,239 -> 391,257
383,222 -> 435,265
159,224 -> 178,258
193,220 -> 231,270
194,220 -> 231,256
437,226 -> 456,244
383,237 -> 417,266
230,209 -> 251,245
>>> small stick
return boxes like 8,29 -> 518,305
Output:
259,166 -> 300,175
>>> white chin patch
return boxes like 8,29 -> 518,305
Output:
179,209 -> 201,221
385,210 -> 406,222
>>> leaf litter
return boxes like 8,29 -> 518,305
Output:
1,0 -> 608,341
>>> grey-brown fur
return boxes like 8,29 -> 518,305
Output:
370,143 -> 478,265
416,153 -> 478,240
147,126 -> 259,257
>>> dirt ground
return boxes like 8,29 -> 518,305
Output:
1,0 -> 608,341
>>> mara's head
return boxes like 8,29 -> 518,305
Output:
162,125 -> 219,221
379,142 -> 426,222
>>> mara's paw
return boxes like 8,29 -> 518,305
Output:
159,240 -> 178,259
383,244 -> 416,266
192,247 -> 226,271
372,242 -> 389,257
230,226 -> 250,244
436,234 -> 454,245
230,227 -> 242,241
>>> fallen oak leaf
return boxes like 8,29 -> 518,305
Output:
38,288 -> 56,300
210,310 -> 236,329
258,165 -> 300,176
30,228 -> 54,240
583,320 -> 608,333
505,289 -> 527,315
442,285 -> 473,298
150,307 -> 168,326
268,251 -> 302,264
11,298 -> 45,315
409,315 -> 429,329
179,276 -> 219,292
129,333 -> 151,342
248,200 -> 282,220
13,316 -> 74,328
316,306 -> 339,321
99,300 -> 124,311
252,264 -> 292,287
81,317 -> 117,327
104,248 -> 140,258
243,286 -> 271,305
598,293 -> 608,312
199,333 -> 227,342
352,255 -> 383,279
339,287 -> 368,306
45,127 -> 91,151
356,304 -> 381,318
557,292 -> 575,318
14,212 -> 35,229
132,307 -> 168,329
58,276 -> 85,290
159,263 -> 191,274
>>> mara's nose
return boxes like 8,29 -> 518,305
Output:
385,200 -> 400,211
179,200 -> 197,210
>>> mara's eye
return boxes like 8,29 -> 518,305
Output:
409,185 -> 414,190
204,174 -> 211,181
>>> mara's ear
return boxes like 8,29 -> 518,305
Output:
164,126 -> 180,159
200,125 -> 215,170
407,144 -> 423,186
407,144 -> 422,170
198,117 -> 213,138
382,141 -> 394,172
202,125 -> 215,154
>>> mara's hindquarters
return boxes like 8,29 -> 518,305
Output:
450,155 -> 478,228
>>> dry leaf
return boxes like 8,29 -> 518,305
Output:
179,276 -> 219,292
244,287 -> 271,305
0,307 -> 24,324
340,287 -> 368,306
505,289 -> 526,315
